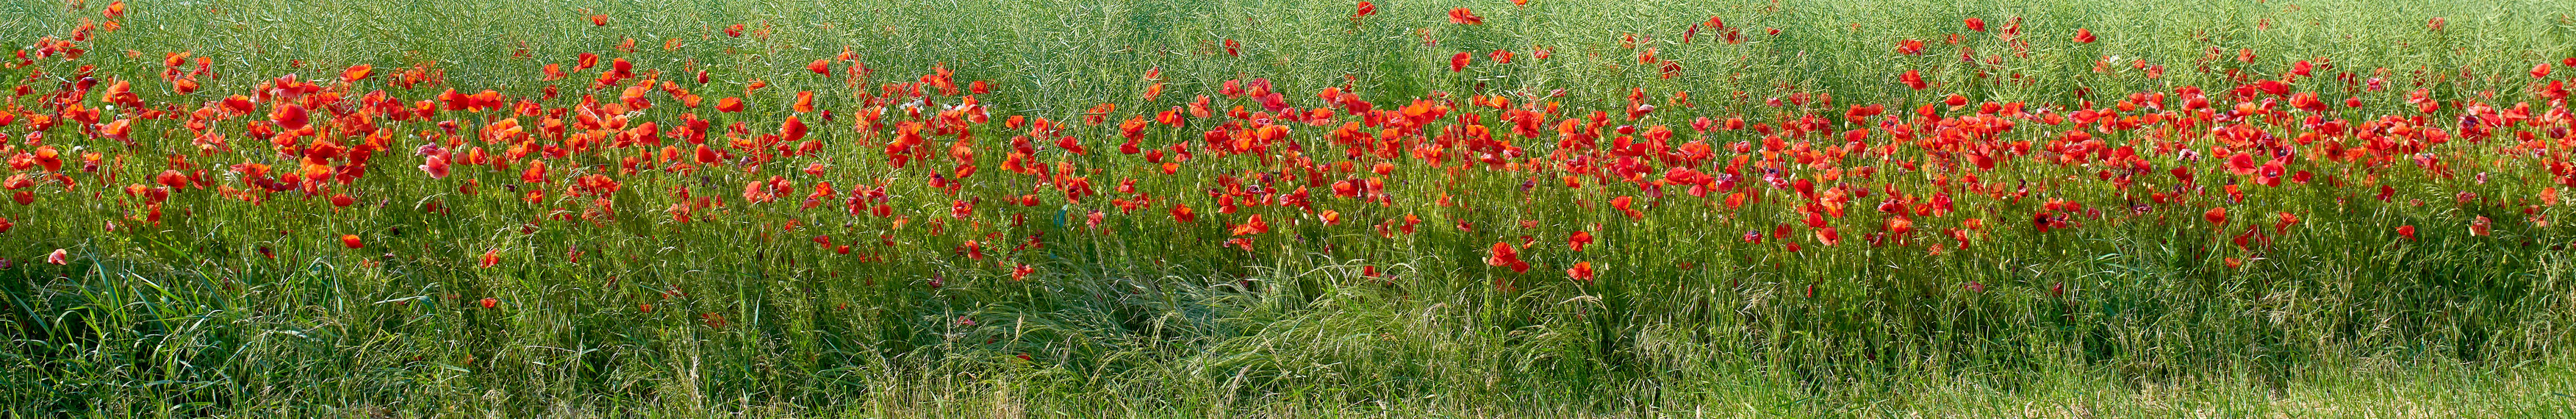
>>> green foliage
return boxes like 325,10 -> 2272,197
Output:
1,0 -> 2575,416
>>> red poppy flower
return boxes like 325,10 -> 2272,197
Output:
2232,226 -> 2270,249
1230,214 -> 1270,236
146,168 -> 194,190
270,104 -> 309,130
340,234 -> 364,249
1610,196 -> 1642,220
1567,262 -> 1596,282
340,64 -> 373,83
1448,8 -> 1482,25
1486,242 -> 1529,273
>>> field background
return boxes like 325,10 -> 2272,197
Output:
5,0 -> 2576,416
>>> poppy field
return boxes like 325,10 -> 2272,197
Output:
6,0 -> 2576,416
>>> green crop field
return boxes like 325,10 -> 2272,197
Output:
4,0 -> 2576,416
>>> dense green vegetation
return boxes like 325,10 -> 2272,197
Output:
4,0 -> 2576,416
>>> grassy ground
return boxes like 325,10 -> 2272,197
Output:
4,0 -> 2576,417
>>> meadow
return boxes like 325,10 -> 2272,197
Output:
4,0 -> 2576,416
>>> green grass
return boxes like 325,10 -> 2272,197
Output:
4,0 -> 2576,416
